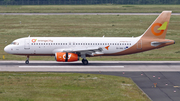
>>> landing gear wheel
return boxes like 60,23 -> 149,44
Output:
25,60 -> 29,64
25,55 -> 29,64
82,59 -> 88,65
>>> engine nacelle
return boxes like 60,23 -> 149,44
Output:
55,52 -> 79,62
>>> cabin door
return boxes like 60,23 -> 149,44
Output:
24,39 -> 30,49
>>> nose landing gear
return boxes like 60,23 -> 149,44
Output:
25,55 -> 29,64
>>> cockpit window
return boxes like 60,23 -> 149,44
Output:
11,42 -> 19,45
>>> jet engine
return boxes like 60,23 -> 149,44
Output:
55,52 -> 79,62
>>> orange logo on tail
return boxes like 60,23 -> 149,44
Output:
151,22 -> 167,36
105,46 -> 110,50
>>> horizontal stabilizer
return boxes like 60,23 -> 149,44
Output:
151,41 -> 172,47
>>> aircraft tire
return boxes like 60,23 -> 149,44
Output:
25,60 -> 29,64
82,59 -> 88,65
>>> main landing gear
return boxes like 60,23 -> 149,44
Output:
81,54 -> 88,65
25,55 -> 29,64
82,59 -> 88,65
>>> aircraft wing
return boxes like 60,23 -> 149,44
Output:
53,47 -> 104,56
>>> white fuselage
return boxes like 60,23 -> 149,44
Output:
4,37 -> 140,56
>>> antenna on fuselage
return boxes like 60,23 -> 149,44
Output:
28,35 -> 30,37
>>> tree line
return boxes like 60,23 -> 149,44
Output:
1,0 -> 180,5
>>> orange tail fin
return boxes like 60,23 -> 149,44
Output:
141,11 -> 172,39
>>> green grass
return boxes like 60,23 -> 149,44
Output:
0,72 -> 150,101
0,5 -> 180,13
0,15 -> 180,61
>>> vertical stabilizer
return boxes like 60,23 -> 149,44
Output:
141,11 -> 172,39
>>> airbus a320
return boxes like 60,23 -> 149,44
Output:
4,11 -> 175,65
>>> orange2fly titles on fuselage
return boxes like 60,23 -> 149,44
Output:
4,11 -> 175,65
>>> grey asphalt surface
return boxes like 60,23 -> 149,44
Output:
1,61 -> 180,72
1,61 -> 180,101
0,13 -> 180,15
89,72 -> 180,101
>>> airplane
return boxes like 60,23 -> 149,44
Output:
4,11 -> 175,65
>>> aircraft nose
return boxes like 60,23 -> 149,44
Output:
4,45 -> 10,53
